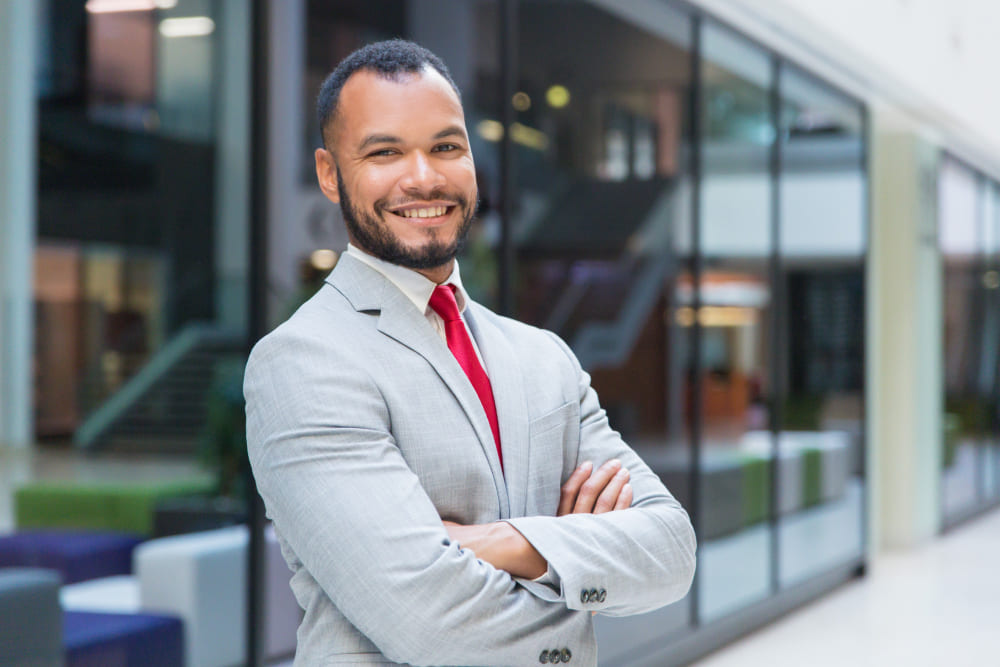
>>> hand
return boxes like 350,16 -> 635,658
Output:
442,520 -> 547,579
557,459 -> 632,516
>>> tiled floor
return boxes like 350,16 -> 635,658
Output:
692,508 -> 1000,667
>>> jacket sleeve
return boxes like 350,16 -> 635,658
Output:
504,331 -> 697,617
244,329 -> 593,666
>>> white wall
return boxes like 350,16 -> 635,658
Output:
754,0 -> 1000,160
689,0 -> 1000,181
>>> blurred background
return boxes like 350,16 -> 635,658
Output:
1,1 -> 998,666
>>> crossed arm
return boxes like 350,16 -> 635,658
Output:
443,458 -> 634,579
246,324 -> 696,663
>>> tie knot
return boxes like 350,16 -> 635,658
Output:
429,284 -> 462,322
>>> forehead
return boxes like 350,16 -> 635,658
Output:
334,67 -> 466,147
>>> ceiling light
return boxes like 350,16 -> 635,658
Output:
310,249 -> 338,271
159,16 -> 215,38
477,119 -> 504,142
86,0 -> 176,13
546,85 -> 570,109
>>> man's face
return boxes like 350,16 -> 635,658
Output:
316,67 -> 477,273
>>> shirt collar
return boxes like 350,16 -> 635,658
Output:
345,243 -> 471,315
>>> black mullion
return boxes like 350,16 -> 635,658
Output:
993,183 -> 1000,507
767,56 -> 782,595
498,0 -> 517,318
975,172 -> 988,507
858,99 -> 871,576
688,12 -> 704,628
245,0 -> 270,664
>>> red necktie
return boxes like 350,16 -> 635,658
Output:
428,285 -> 503,469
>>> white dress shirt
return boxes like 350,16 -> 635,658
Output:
344,244 -> 488,370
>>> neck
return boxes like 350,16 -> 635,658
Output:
347,243 -> 455,285
414,260 -> 454,285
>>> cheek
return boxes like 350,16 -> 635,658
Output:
447,161 -> 478,197
353,169 -> 399,207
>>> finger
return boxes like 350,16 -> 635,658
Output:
558,461 -> 593,516
572,459 -> 622,514
594,468 -> 629,514
613,482 -> 633,511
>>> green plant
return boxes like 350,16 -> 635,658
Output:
201,358 -> 249,499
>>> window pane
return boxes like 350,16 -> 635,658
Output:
697,21 -> 773,623
35,0 -> 250,454
777,65 -> 866,587
940,158 -> 992,524
513,0 -> 695,651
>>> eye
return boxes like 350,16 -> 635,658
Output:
367,148 -> 398,158
432,143 -> 460,153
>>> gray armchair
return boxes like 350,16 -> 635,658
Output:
0,568 -> 63,667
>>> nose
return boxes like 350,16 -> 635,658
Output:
400,150 -> 446,196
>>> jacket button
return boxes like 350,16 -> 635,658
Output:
580,589 -> 589,604
551,647 -> 562,663
539,649 -> 550,663
597,588 -> 607,602
589,587 -> 599,602
561,648 -> 572,662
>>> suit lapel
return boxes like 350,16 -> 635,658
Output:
465,304 -> 530,519
328,255 -> 509,515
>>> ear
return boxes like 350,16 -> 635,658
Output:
315,148 -> 341,204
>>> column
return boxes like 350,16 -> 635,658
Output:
868,110 -> 942,550
0,0 -> 39,449
215,0 -> 251,331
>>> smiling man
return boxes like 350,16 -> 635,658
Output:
244,39 -> 696,666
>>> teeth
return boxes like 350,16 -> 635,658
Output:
400,206 -> 446,219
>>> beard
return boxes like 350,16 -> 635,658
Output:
337,167 -> 476,270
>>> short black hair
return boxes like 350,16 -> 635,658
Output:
316,39 -> 460,149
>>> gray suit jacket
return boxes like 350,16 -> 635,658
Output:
244,253 -> 696,666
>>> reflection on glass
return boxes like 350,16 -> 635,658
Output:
34,0 -> 246,452
940,159 -> 1000,523
696,22 -> 773,623
990,185 -> 1000,504
777,66 -> 866,587
513,0 -> 694,648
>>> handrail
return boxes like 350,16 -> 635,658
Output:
73,323 -> 242,450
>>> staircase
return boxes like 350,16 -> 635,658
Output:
74,324 -> 245,455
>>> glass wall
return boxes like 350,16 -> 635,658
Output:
511,0 -> 695,655
35,0 -> 250,452
283,0 -> 869,663
17,0 -> 872,664
940,156 -> 1000,526
777,66 -> 866,585
695,22 -> 774,622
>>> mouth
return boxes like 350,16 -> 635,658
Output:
386,203 -> 456,224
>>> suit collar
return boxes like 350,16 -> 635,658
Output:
343,244 -> 474,316
327,253 -> 511,516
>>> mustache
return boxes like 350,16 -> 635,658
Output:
376,192 -> 471,210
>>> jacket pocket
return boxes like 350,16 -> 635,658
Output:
526,401 -> 578,515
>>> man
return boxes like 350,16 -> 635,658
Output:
244,39 -> 696,666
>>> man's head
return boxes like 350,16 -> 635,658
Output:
314,40 -> 476,281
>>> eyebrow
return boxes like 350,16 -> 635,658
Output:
356,125 -> 467,152
357,134 -> 401,151
432,125 -> 467,141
